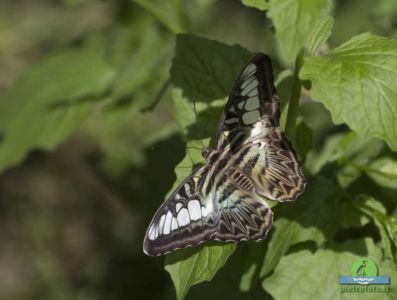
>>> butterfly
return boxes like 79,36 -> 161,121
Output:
143,53 -> 306,256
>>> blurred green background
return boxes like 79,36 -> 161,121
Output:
0,1 -> 396,299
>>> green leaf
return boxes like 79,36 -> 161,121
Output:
305,133 -> 344,174
355,197 -> 397,260
171,34 -> 254,102
335,132 -> 384,188
168,139 -> 207,195
300,33 -> 397,151
263,238 -> 397,299
239,262 -> 258,292
241,0 -> 268,11
267,0 -> 330,62
367,157 -> 397,189
165,243 -> 236,300
0,48 -> 115,174
260,178 -> 356,277
172,88 -> 226,140
306,16 -> 334,55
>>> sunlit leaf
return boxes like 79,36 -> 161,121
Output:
300,33 -> 397,150
263,238 -> 397,299
306,16 -> 334,55
268,0 -> 330,62
241,0 -> 268,11
260,178 -> 354,277
165,243 -> 236,300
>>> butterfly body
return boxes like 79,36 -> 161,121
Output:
144,53 -> 306,256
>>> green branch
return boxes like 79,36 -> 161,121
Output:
285,50 -> 304,143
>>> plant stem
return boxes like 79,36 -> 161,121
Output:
285,50 -> 305,143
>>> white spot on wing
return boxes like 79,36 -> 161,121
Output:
176,203 -> 182,212
242,79 -> 258,96
242,64 -> 256,77
158,214 -> 166,234
177,208 -> 190,227
171,217 -> 178,230
245,97 -> 259,111
250,122 -> 263,137
163,211 -> 173,235
188,200 -> 201,221
201,200 -> 213,218
247,89 -> 258,97
242,110 -> 260,125
225,117 -> 239,125
237,101 -> 244,109
154,226 -> 158,239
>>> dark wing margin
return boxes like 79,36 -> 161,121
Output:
216,53 -> 280,149
143,166 -> 217,256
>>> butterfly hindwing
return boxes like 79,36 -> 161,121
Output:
212,187 -> 273,242
234,128 -> 306,201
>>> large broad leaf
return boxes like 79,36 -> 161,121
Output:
0,48 -> 115,174
241,0 -> 269,11
306,16 -> 334,55
267,0 -> 330,62
300,33 -> 397,151
171,34 -> 254,102
172,88 -> 226,140
263,238 -> 397,300
260,178 -> 367,277
165,243 -> 236,300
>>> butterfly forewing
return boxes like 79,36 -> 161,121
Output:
216,53 -> 280,150
143,53 -> 306,256
143,166 -> 217,256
